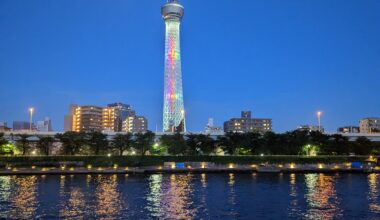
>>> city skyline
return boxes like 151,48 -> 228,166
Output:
0,0 -> 379,132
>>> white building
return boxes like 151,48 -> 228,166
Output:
360,118 -> 380,134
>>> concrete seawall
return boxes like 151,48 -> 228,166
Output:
0,162 -> 378,175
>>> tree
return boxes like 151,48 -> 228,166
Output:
133,131 -> 155,156
111,133 -> 133,156
354,136 -> 373,155
217,132 -> 251,155
16,134 -> 32,155
185,134 -> 216,155
160,133 -> 187,155
323,134 -> 350,155
36,136 -> 55,156
86,131 -> 108,155
0,133 -> 8,146
55,132 -> 86,155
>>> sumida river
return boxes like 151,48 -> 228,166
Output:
0,173 -> 379,219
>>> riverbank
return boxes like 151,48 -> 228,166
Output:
0,162 -> 379,175
0,155 -> 377,175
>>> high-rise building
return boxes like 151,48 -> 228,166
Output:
122,116 -> 147,133
36,117 -> 53,132
224,111 -> 272,133
162,0 -> 186,132
360,118 -> 380,134
107,103 -> 135,132
102,107 -> 116,132
67,103 -> 147,133
72,106 -> 103,132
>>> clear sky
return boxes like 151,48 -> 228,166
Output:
0,0 -> 379,133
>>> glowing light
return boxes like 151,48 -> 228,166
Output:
228,163 -> 234,169
201,162 -> 206,169
163,15 -> 185,132
290,163 -> 296,169
113,164 -> 118,169
87,165 -> 92,170
318,164 -> 324,169
107,153 -> 111,157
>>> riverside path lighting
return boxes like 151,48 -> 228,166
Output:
29,107 -> 34,132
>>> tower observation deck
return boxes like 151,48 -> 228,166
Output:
162,0 -> 186,132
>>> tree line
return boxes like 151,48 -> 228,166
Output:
0,130 -> 379,156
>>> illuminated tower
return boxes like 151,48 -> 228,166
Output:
162,0 -> 186,132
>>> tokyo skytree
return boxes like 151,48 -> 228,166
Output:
161,0 -> 186,132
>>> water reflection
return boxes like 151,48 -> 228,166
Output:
288,174 -> 301,218
227,173 -> 237,217
201,173 -> 207,188
95,174 -> 122,219
154,174 -> 195,219
0,176 -> 11,201
9,176 -> 38,219
146,174 -> 163,217
368,174 -> 380,213
60,187 -> 86,218
304,174 -> 342,220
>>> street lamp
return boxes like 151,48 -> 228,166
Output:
29,107 -> 34,132
317,111 -> 322,132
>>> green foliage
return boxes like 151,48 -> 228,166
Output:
0,143 -> 15,155
36,136 -> 55,156
160,133 -> 187,155
0,133 -> 8,146
86,132 -> 108,155
15,134 -> 32,155
55,132 -> 87,155
133,131 -> 155,156
300,144 -> 320,156
111,133 -> 133,156
185,134 -> 215,155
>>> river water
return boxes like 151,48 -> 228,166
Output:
0,173 -> 379,219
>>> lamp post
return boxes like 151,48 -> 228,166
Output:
29,107 -> 34,132
317,111 -> 322,132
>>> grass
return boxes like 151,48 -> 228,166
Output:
0,155 -> 373,167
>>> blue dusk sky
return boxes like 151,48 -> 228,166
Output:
0,0 -> 379,132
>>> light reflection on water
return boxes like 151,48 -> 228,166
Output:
368,173 -> 380,213
9,176 -> 38,219
304,174 -> 342,220
0,173 -> 379,219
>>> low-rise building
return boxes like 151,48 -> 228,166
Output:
205,118 -> 223,134
297,125 -> 324,133
122,116 -> 147,133
224,111 -> 272,133
36,117 -> 53,132
360,118 -> 380,134
0,122 -> 11,132
337,126 -> 360,134
13,121 -> 32,131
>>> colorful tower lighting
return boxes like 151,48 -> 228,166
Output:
161,0 -> 186,132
